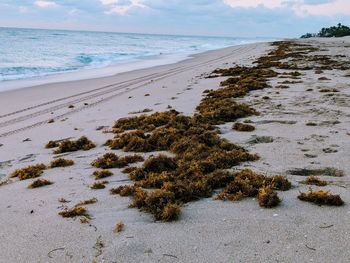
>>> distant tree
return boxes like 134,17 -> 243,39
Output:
300,33 -> 315,39
300,23 -> 350,38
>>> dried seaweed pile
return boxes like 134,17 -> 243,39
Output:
101,42 -> 323,221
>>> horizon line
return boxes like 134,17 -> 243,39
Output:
0,25 -> 281,40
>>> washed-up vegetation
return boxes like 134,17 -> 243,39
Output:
46,136 -> 96,154
288,168 -> 344,177
11,40 -> 344,224
298,189 -> 344,206
101,40 -> 350,220
28,178 -> 53,189
233,122 -> 255,132
301,176 -> 327,186
59,206 -> 89,218
10,163 -> 47,180
91,153 -> 144,169
93,170 -> 113,179
90,181 -> 108,189
114,222 -> 125,233
50,158 -> 74,168
216,169 -> 290,208
75,198 -> 98,206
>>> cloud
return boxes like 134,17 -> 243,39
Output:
34,1 -> 58,8
294,0 -> 350,16
101,0 -> 146,15
223,0 -> 350,16
223,0 -> 285,9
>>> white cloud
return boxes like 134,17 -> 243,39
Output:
101,0 -> 146,15
223,0 -> 285,9
294,0 -> 350,16
34,1 -> 58,8
100,0 -> 118,5
223,0 -> 350,16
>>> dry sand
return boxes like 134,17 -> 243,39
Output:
0,39 -> 349,263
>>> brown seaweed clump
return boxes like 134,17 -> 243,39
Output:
50,158 -> 74,168
195,98 -> 257,125
91,153 -> 144,169
114,222 -> 125,233
216,170 -> 289,206
132,189 -> 181,221
93,170 -> 113,179
99,41 -> 320,221
52,136 -> 96,154
75,198 -> 98,206
59,206 -> 88,218
110,185 -> 136,196
113,110 -> 180,132
10,163 -> 47,180
257,187 -> 281,208
45,140 -> 59,149
28,179 -> 53,189
115,169 -> 290,220
233,122 -> 255,132
298,189 -> 344,206
90,181 -> 108,189
301,176 -> 327,186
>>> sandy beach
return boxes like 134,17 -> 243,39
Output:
0,38 -> 350,263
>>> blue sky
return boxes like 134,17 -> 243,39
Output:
1,0 -> 350,37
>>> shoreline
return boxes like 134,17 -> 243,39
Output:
1,38 -> 350,263
0,40 -> 273,92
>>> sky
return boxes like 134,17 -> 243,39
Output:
1,0 -> 350,37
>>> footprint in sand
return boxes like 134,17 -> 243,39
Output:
18,153 -> 38,162
322,148 -> 338,153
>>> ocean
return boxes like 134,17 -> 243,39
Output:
0,27 -> 273,82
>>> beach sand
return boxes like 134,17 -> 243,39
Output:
0,39 -> 349,263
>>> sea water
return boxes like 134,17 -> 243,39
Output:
0,27 -> 273,82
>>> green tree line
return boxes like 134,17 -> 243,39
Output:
301,23 -> 350,38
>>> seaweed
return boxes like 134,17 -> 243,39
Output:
298,189 -> 344,206
91,153 -> 144,169
142,155 -> 177,174
90,181 -> 108,189
91,153 -> 119,169
216,169 -> 288,207
161,203 -> 181,221
45,140 -> 59,148
110,185 -> 136,196
54,136 -> 96,154
59,206 -> 88,218
93,170 -> 113,179
114,222 -> 124,233
195,98 -> 257,124
233,122 -> 255,132
75,198 -> 98,206
301,176 -> 327,186
141,189 -> 178,221
93,41 -> 327,221
28,179 -> 53,189
318,77 -> 330,81
319,88 -> 339,93
288,168 -> 344,177
108,131 -> 154,152
50,158 -> 74,168
10,163 -> 47,180
113,110 -> 180,132
257,187 -> 281,208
